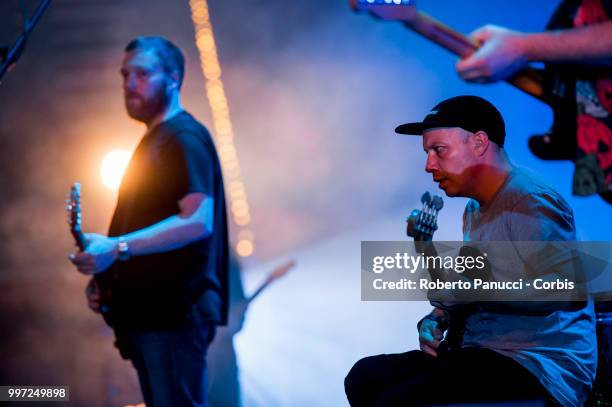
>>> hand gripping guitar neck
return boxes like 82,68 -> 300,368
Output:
406,192 -> 463,354
67,183 -> 113,318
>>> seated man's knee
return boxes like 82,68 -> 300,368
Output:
345,356 -> 380,402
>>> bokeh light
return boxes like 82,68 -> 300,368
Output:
100,150 -> 131,191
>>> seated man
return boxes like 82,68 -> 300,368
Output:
344,96 -> 596,406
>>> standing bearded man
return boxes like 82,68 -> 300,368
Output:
70,36 -> 229,407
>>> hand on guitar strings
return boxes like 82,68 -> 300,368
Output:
418,308 -> 446,357
456,24 -> 528,83
419,318 -> 443,357
68,233 -> 118,275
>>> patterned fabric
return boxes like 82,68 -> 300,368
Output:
573,0 -> 612,198
546,0 -> 612,200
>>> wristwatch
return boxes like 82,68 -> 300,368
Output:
117,237 -> 131,261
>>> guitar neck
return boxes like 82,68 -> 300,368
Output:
248,278 -> 273,303
71,229 -> 86,251
407,12 -> 545,101
408,12 -> 477,58
247,260 -> 295,303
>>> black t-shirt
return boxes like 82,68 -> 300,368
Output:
100,111 -> 229,330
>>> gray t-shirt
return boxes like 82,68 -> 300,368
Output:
461,166 -> 596,407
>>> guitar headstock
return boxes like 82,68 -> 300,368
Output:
67,182 -> 86,251
406,192 -> 443,241
350,0 -> 418,22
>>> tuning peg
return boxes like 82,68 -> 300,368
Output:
432,195 -> 444,211
421,192 -> 431,205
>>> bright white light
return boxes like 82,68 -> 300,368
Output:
100,150 -> 131,191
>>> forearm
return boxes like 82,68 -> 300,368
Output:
121,215 -> 211,257
121,196 -> 213,257
70,194 -> 214,275
522,21 -> 612,66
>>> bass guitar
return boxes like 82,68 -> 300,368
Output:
406,192 -> 465,354
350,0 -> 546,100
351,0 -> 588,169
248,260 -> 296,303
67,182 -> 115,318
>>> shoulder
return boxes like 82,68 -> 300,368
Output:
507,168 -> 572,215
506,168 -> 575,240
161,112 -> 215,152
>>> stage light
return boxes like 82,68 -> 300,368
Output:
236,239 -> 254,257
190,0 -> 255,257
100,150 -> 131,191
234,214 -> 251,226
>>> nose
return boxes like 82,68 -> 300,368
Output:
425,152 -> 438,174
123,73 -> 138,92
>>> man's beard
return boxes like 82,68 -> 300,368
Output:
125,87 -> 169,124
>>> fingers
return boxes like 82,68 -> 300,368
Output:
432,328 -> 444,341
458,25 -> 501,82
456,58 -> 493,83
420,342 -> 438,357
420,330 -> 441,351
71,261 -> 96,275
85,278 -> 101,313
420,334 -> 440,357
455,57 -> 474,77
87,290 -> 101,301
469,25 -> 493,45
88,299 -> 101,313
420,318 -> 444,340
456,53 -> 480,77
69,252 -> 97,274
69,252 -> 94,266
85,278 -> 96,293
421,336 -> 441,349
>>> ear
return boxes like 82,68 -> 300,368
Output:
471,130 -> 490,156
168,70 -> 180,90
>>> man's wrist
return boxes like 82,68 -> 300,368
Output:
520,31 -> 557,62
519,33 -> 539,62
117,236 -> 131,261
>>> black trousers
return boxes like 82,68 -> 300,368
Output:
344,348 -> 556,407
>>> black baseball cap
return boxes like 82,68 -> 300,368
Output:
395,95 -> 506,147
